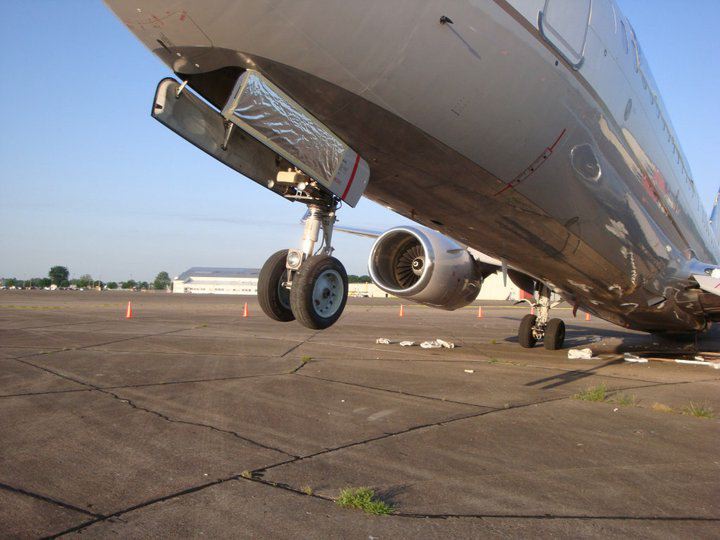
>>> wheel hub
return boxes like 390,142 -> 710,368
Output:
277,278 -> 291,309
312,269 -> 342,317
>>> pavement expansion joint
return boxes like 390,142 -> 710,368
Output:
279,331 -> 321,359
0,387 -> 93,399
392,512 -> 720,522
47,473 -> 247,538
295,372 -> 488,408
9,355 -> 299,458
98,389 -> 298,458
98,371 -> 285,391
0,481 -> 103,519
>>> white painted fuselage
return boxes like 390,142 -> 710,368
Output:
105,0 -> 720,333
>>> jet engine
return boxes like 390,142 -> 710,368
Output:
368,226 -> 490,310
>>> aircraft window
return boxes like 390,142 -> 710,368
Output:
632,40 -> 639,72
620,21 -> 628,53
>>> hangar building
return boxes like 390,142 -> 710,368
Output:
173,267 -> 260,295
172,267 -> 518,300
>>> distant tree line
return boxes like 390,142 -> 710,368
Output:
1,267 -> 173,291
347,275 -> 372,283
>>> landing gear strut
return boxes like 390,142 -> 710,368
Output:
257,172 -> 349,329
518,284 -> 565,350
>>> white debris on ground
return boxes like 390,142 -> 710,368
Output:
377,338 -> 455,349
567,348 -> 594,360
464,369 -> 475,374
621,352 -> 720,368
420,339 -> 455,349
623,352 -> 648,363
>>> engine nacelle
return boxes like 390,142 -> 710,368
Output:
368,226 -> 483,310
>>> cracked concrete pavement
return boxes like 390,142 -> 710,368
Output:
0,291 -> 718,538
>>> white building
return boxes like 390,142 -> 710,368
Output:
173,267 -> 259,295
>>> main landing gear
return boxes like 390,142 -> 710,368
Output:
257,172 -> 348,329
518,284 -> 565,350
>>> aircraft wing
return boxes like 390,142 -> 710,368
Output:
694,273 -> 720,297
334,225 -> 383,239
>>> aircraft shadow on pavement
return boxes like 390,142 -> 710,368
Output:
524,358 -> 623,390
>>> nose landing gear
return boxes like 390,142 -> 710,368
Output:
518,284 -> 566,350
257,177 -> 349,329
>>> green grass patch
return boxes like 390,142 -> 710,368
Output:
682,402 -> 715,419
300,355 -> 313,364
301,485 -> 313,496
574,383 -> 608,402
336,487 -> 393,515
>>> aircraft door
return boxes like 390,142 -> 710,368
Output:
539,0 -> 591,68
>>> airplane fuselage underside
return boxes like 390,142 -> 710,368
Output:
106,0 -> 720,333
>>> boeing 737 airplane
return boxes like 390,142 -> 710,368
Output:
106,0 -> 720,349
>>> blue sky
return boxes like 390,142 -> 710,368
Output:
1,1 -> 718,281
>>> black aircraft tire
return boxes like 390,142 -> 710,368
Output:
544,318 -> 566,350
290,255 -> 348,330
257,250 -> 295,322
519,314 -> 538,348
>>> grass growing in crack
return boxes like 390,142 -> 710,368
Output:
240,470 -> 252,479
487,358 -> 499,364
336,487 -> 393,515
682,402 -> 715,419
574,383 -> 608,402
301,485 -> 313,496
300,355 -> 313,364
613,393 -> 638,406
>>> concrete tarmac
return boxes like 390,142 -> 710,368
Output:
0,291 -> 718,538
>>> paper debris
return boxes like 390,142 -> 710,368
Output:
420,339 -> 455,349
464,369 -> 475,374
399,341 -> 415,347
375,338 -> 391,345
567,348 -> 593,360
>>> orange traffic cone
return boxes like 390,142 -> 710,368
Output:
477,306 -> 483,318
243,302 -> 249,318
399,304 -> 405,318
125,301 -> 133,319
585,312 -> 591,321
